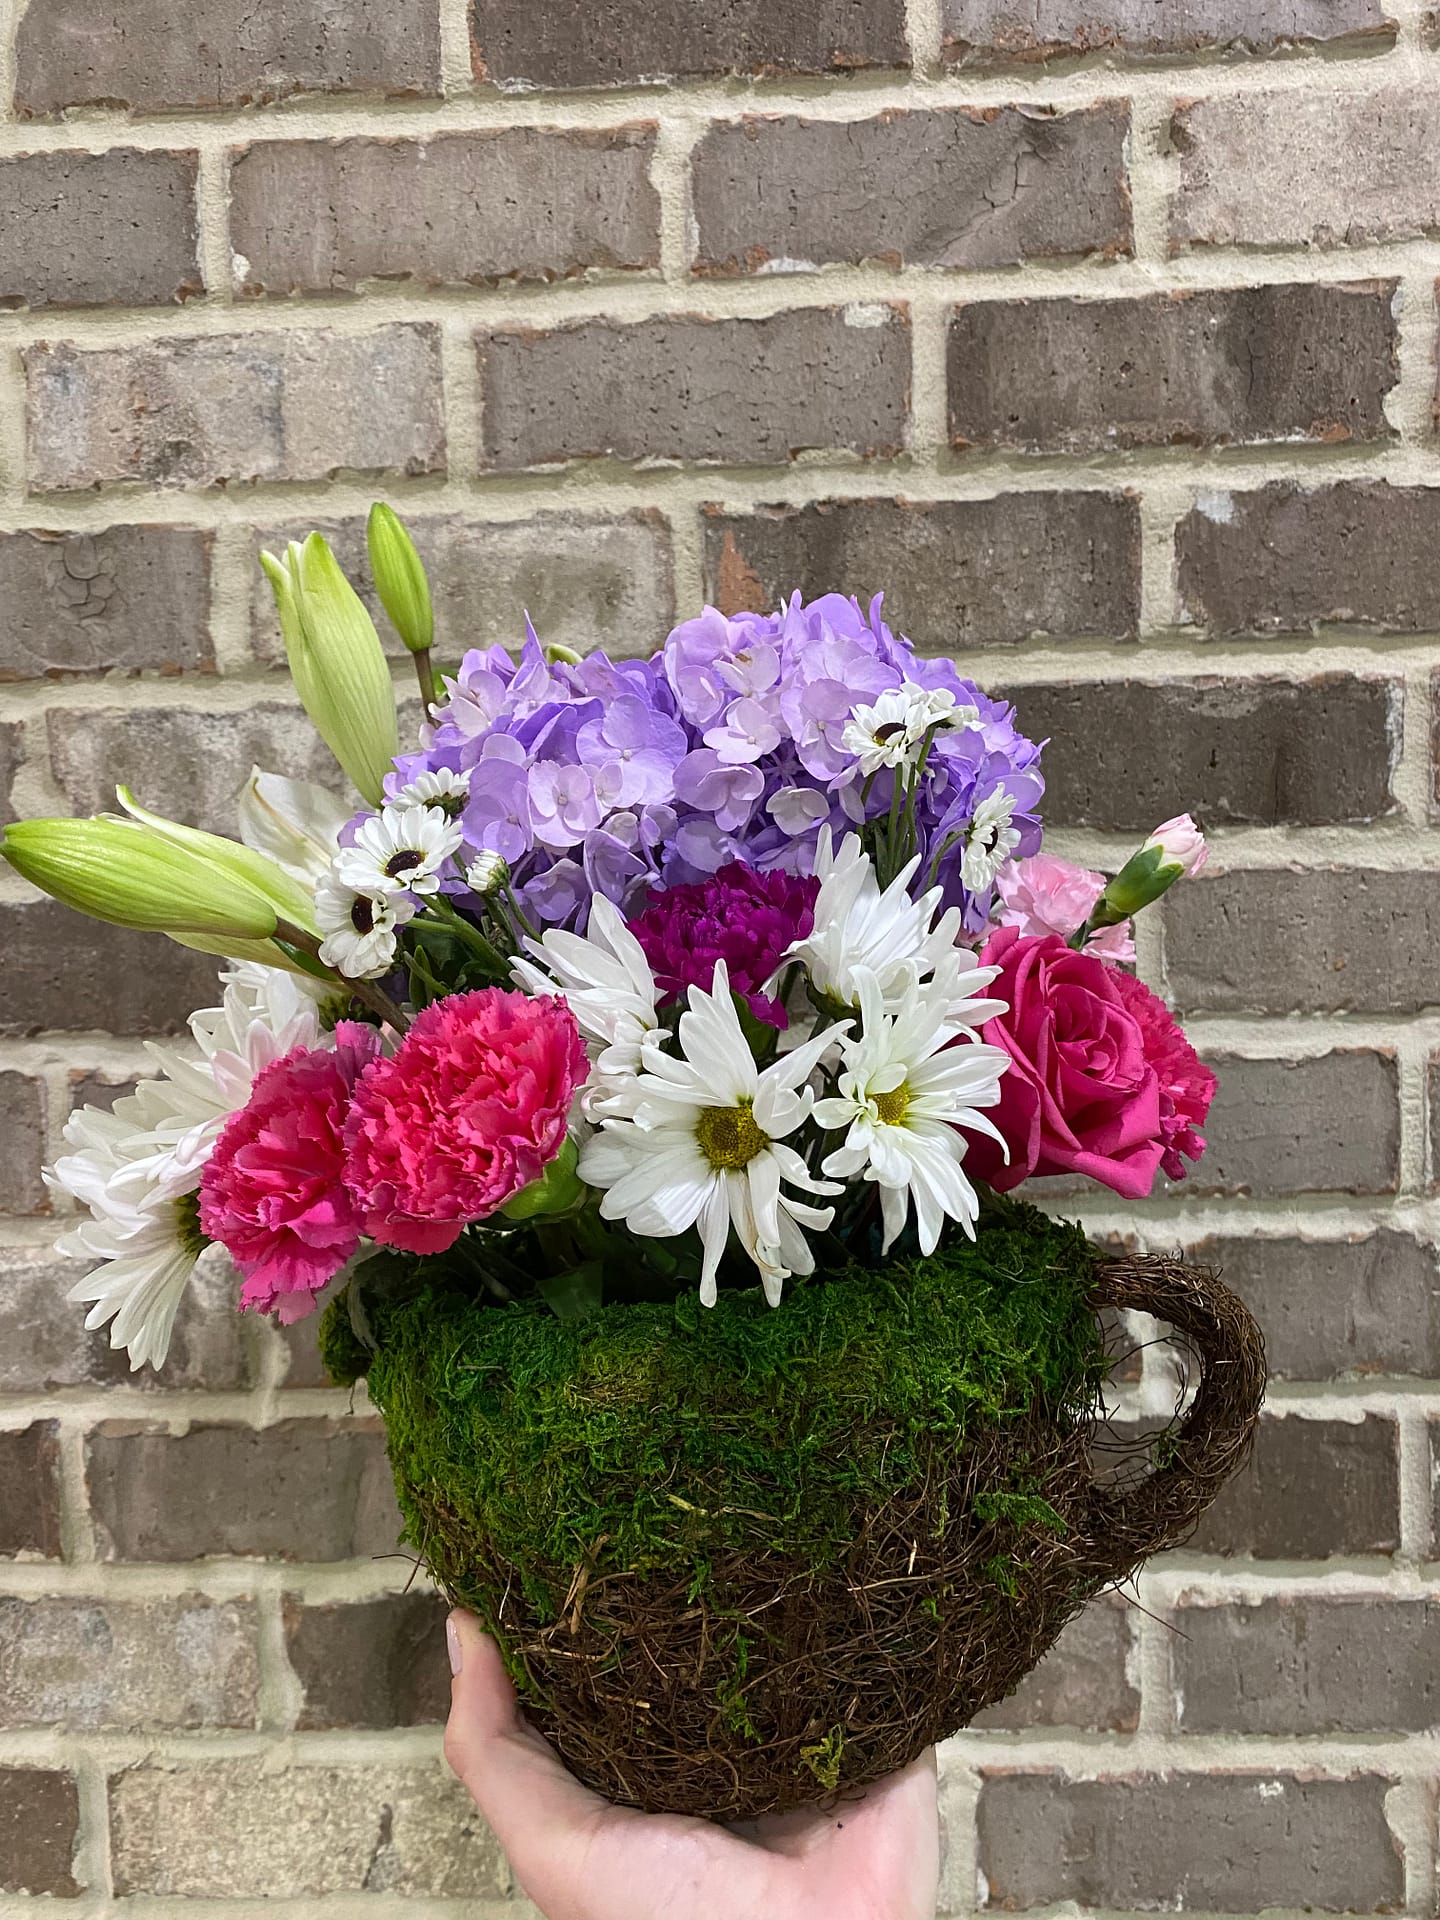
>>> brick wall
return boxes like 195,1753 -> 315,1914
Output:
0,0 -> 1436,1910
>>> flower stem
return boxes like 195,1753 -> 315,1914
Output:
273,919 -> 411,1032
412,647 -> 438,719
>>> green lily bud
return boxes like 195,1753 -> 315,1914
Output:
366,504 -> 433,656
113,788 -> 319,935
261,534 -> 399,808
1093,813 -> 1209,926
167,930 -> 320,976
2,817 -> 280,942
501,1137 -> 585,1222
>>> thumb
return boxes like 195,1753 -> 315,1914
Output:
442,1611 -> 621,1905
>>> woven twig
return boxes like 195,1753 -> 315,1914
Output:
412,1256 -> 1265,1821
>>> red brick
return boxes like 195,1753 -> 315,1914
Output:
949,284 -> 1397,455
977,1770 -> 1402,1912
285,1593 -> 450,1728
1173,1595 -> 1440,1733
0,1595 -> 259,1730
470,0 -> 907,88
85,1420 -> 401,1562
1177,481 -> 1440,635
0,1073 -> 47,1214
0,1769 -> 79,1896
1167,871 -> 1440,1016
1186,1414 -> 1400,1559
231,129 -> 660,296
249,510 -> 673,665
0,1425 -> 62,1559
26,326 -> 445,492
0,526 -> 214,679
4,899 -> 220,1037
692,104 -> 1129,274
1009,677 -> 1396,831
704,494 -> 1139,645
0,150 -> 200,310
943,0 -> 1391,63
1186,1052 -> 1399,1198
1185,1232 -> 1440,1381
16,0 -> 442,115
479,307 -> 910,469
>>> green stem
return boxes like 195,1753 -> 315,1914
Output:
412,647 -> 438,719
274,919 -> 410,1032
425,894 -> 509,975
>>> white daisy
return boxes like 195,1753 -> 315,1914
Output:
512,894 -> 659,1101
813,970 -> 1010,1256
467,850 -> 510,897
962,787 -> 1023,894
334,802 -> 463,899
841,684 -> 979,778
789,831 -> 1002,1025
315,871 -> 415,978
579,962 -> 847,1307
47,963 -> 325,1370
391,765 -> 471,816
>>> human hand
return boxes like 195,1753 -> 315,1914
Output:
444,1609 -> 940,1920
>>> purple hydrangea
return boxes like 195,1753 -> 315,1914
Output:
627,863 -> 820,1028
380,592 -> 1044,934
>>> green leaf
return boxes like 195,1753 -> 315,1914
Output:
536,1261 -> 604,1322
730,989 -> 778,1065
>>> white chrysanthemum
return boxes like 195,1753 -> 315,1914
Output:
47,963 -> 325,1370
579,962 -> 847,1307
334,802 -> 463,899
391,765 -> 471,814
788,831 -> 1002,1027
841,684 -> 978,778
315,872 -> 415,978
512,895 -> 659,1103
813,970 -> 1009,1256
962,787 -> 1023,894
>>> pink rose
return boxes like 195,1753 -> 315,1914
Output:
994,854 -> 1135,963
965,927 -> 1165,1200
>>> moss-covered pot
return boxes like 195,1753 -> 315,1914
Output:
325,1203 -> 1263,1821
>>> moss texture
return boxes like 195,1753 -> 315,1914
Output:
333,1200 -> 1106,1624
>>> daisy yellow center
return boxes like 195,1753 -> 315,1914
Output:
872,1084 -> 910,1127
696,1104 -> 770,1171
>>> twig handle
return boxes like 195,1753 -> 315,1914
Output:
1087,1255 -> 1267,1576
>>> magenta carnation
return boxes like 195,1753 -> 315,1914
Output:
626,862 -> 820,1027
1111,970 -> 1216,1180
343,989 -> 587,1255
199,1023 -> 381,1322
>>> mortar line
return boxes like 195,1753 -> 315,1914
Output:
437,315 -> 482,485
192,143 -> 234,303
1120,90 -> 1172,268
0,0 -> 20,123
651,112 -> 702,282
905,0 -> 945,78
0,41 -> 1435,153
437,0 -> 475,98
1396,1403 -> 1433,1563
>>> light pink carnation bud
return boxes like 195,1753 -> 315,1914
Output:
995,854 -> 1135,963
1147,813 -> 1208,878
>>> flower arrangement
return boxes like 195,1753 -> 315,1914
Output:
7,507 -> 1262,1820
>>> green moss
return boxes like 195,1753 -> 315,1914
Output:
800,1727 -> 846,1791
342,1198 -> 1108,1625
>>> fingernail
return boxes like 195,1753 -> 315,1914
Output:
446,1616 -> 463,1676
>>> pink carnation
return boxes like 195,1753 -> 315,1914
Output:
199,1023 -> 381,1322
995,854 -> 1135,963
1111,970 -> 1216,1180
343,989 -> 587,1255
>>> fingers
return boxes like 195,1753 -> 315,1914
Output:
442,1610 -> 623,1914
